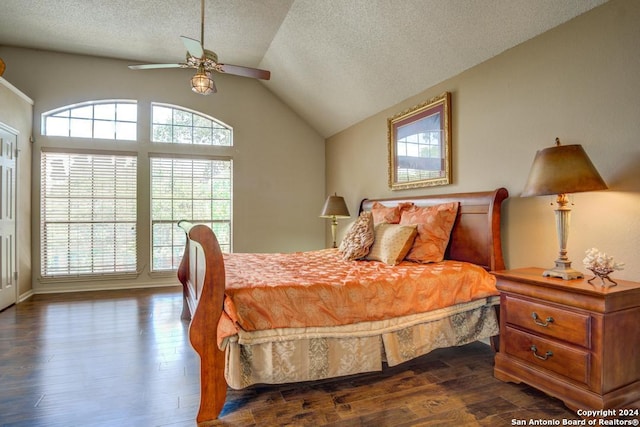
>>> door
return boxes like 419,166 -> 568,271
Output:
0,124 -> 16,311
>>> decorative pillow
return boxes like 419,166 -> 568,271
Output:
371,201 -> 414,225
338,211 -> 375,260
366,223 -> 418,265
400,202 -> 459,263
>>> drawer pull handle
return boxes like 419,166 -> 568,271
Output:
530,345 -> 553,361
532,312 -> 554,327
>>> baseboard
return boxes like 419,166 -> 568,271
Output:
18,289 -> 34,302
30,281 -> 180,295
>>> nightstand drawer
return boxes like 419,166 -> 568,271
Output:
503,326 -> 590,385
503,295 -> 591,348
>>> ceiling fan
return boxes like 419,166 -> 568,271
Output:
128,0 -> 270,95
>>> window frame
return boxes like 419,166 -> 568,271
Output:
149,155 -> 233,272
42,99 -> 138,141
40,150 -> 138,278
151,102 -> 233,146
36,100 -> 234,286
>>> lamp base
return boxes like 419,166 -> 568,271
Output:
542,261 -> 584,280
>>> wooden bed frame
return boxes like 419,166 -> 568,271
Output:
177,187 -> 508,424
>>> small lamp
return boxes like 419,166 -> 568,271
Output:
320,193 -> 351,248
522,138 -> 607,280
191,65 -> 216,95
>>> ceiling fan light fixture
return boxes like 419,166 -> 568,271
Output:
128,0 -> 269,92
190,67 -> 216,95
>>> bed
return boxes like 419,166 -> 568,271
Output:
177,187 -> 508,423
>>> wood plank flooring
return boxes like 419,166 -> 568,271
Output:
0,287 -> 579,426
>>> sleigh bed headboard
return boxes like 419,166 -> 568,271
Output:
360,187 -> 508,271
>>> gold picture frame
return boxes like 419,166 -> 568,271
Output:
388,92 -> 451,190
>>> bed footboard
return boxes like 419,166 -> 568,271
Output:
177,220 -> 227,423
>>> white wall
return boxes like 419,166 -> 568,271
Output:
327,0 -> 640,281
0,47 -> 326,292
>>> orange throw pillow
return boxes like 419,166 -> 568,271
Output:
400,202 -> 459,263
371,201 -> 413,225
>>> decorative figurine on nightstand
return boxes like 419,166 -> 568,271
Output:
583,247 -> 624,287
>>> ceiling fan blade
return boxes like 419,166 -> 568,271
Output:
180,36 -> 204,59
218,63 -> 271,80
128,63 -> 184,70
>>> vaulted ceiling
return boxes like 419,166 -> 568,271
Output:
0,0 -> 607,137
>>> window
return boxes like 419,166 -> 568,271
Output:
40,152 -> 137,276
151,103 -> 231,146
42,101 -> 137,140
151,158 -> 232,271
38,100 -> 233,283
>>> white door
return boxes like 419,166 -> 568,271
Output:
0,124 -> 16,311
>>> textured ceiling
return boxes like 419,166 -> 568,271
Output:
0,0 -> 607,137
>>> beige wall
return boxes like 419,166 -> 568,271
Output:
327,0 -> 640,281
0,47 -> 325,292
0,78 -> 33,298
1,0 -> 638,294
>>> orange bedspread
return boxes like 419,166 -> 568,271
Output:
217,249 -> 498,343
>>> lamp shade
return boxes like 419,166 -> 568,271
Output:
522,142 -> 607,197
191,66 -> 216,95
320,194 -> 350,218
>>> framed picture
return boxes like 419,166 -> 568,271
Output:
388,92 -> 451,190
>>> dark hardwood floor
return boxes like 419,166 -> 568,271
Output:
0,287 -> 579,426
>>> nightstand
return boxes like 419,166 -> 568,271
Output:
493,267 -> 640,411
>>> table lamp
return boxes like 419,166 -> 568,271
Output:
521,138 -> 607,280
320,193 -> 350,248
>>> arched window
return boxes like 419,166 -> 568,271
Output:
38,100 -> 232,281
42,100 -> 137,140
151,103 -> 231,146
149,103 -> 233,271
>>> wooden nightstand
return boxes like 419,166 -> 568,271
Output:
493,267 -> 640,411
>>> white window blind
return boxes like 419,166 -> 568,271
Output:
150,157 -> 232,271
41,152 -> 137,276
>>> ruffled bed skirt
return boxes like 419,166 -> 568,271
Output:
223,297 -> 499,389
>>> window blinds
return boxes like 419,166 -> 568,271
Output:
150,157 -> 232,271
40,152 -> 137,276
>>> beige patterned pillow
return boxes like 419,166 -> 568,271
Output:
366,223 -> 418,265
339,211 -> 375,260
